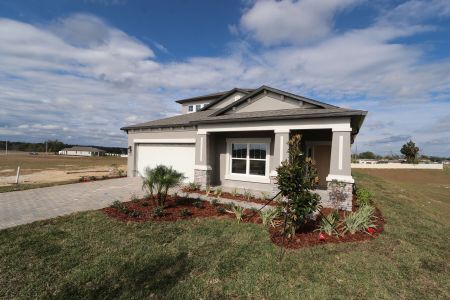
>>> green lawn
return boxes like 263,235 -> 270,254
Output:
0,169 -> 449,299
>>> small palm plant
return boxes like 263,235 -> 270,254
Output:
259,209 -> 279,227
141,165 -> 185,206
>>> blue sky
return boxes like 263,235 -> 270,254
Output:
0,0 -> 449,156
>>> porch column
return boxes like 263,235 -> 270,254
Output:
194,133 -> 212,187
326,130 -> 354,211
269,131 -> 290,196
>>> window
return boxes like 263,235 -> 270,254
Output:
195,104 -> 202,111
230,142 -> 268,177
188,105 -> 193,112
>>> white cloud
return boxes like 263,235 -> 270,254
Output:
240,0 -> 361,46
0,2 -> 449,155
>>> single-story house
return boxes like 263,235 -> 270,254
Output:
58,146 -> 105,157
121,86 -> 367,210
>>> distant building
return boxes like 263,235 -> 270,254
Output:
357,159 -> 378,164
58,146 -> 105,157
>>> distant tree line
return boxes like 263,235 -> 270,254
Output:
354,140 -> 449,162
0,140 -> 126,154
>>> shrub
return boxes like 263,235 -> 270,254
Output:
141,201 -> 149,207
211,199 -> 220,206
343,205 -> 376,234
259,209 -> 279,227
152,206 -> 165,217
214,186 -> 222,198
102,175 -> 108,180
89,176 -> 97,181
141,165 -> 186,207
356,187 -> 373,207
187,182 -> 200,191
231,188 -> 240,197
110,200 -> 129,214
227,205 -> 245,223
179,208 -> 192,217
176,197 -> 193,206
276,134 -> 320,238
193,200 -> 205,209
317,210 -> 340,236
216,206 -> 226,214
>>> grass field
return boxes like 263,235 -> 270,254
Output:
0,152 -> 126,176
0,169 -> 448,299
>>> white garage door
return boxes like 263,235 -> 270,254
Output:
136,143 -> 195,182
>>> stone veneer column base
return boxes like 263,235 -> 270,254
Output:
194,169 -> 212,188
269,175 -> 280,198
322,181 -> 353,211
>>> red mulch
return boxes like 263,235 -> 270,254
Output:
181,188 -> 275,206
102,194 -> 385,249
102,195 -> 235,223
270,207 -> 385,249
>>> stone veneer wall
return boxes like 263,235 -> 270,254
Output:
194,169 -> 212,187
324,181 -> 353,211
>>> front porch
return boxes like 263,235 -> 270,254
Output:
193,122 -> 355,211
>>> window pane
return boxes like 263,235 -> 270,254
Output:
196,104 -> 201,111
249,144 -> 266,159
232,143 -> 247,158
249,160 -> 266,175
188,106 -> 193,112
232,159 -> 246,174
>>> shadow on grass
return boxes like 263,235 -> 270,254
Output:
52,252 -> 190,298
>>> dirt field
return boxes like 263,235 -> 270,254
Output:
0,152 -> 127,187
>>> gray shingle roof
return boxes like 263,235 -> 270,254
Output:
121,86 -> 367,132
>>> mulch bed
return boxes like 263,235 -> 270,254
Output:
181,188 -> 275,206
102,195 -> 236,223
102,195 -> 385,249
270,207 -> 385,249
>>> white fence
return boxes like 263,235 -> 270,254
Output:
352,163 -> 443,170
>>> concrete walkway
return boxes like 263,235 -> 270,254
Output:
0,177 -> 143,230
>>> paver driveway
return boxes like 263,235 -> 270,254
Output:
0,177 -> 143,230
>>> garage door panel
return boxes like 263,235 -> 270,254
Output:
136,143 -> 195,182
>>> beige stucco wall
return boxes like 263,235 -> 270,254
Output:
180,99 -> 211,114
209,92 -> 246,109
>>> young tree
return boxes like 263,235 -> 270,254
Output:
400,140 -> 420,164
141,165 -> 185,206
276,134 -> 320,238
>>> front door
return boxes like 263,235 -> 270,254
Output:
314,145 -> 331,187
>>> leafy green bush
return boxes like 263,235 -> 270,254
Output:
152,206 -> 165,217
227,205 -> 245,223
356,187 -> 374,207
343,205 -> 376,234
141,201 -> 149,207
276,134 -> 320,238
179,208 -> 192,217
259,209 -> 279,227
89,176 -> 97,181
211,199 -> 219,206
193,200 -> 205,209
187,182 -> 201,191
318,210 -> 340,236
175,197 -> 193,206
110,200 -> 129,214
141,165 -> 186,206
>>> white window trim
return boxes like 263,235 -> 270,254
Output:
225,138 -> 271,183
